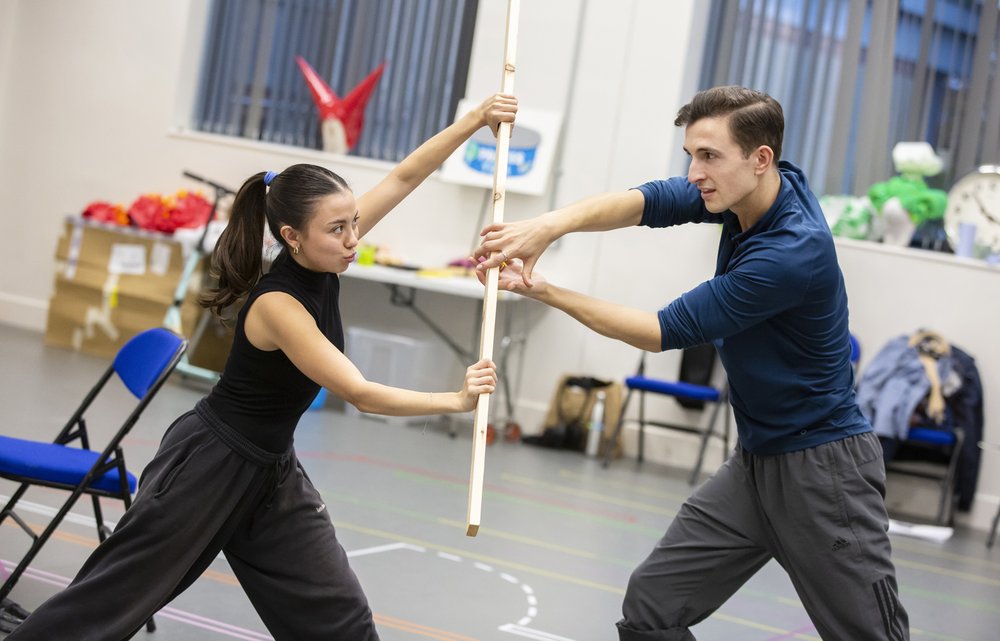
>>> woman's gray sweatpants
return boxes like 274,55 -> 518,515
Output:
618,432 -> 909,641
8,400 -> 379,641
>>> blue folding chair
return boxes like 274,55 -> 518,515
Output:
856,331 -> 965,526
0,328 -> 186,620
603,344 -> 730,485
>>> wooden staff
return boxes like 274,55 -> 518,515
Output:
467,0 -> 520,537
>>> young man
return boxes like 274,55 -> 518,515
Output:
474,86 -> 909,641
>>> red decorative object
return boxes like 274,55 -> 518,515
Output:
295,55 -> 385,152
127,194 -> 169,232
127,191 -> 212,234
169,190 -> 213,230
82,201 -> 129,226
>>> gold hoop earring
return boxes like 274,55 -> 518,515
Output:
292,246 -> 300,255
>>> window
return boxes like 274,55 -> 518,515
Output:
700,0 -> 1000,195
193,0 -> 479,162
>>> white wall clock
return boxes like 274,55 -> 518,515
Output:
945,165 -> 1000,255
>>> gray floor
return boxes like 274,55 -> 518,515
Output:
1,323 -> 998,641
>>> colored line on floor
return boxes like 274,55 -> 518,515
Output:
335,520 -> 627,595
909,628 -> 977,641
901,585 -> 1000,615
348,542 -> 426,558
500,473 -> 678,517
5,518 -> 982,641
892,537 -> 1000,572
763,623 -> 817,641
337,524 -> 975,641
0,561 -> 271,640
390,470 -> 663,535
894,556 -> 1000,587
325,491 -> 638,567
297,451 -> 643,523
709,613 -> 821,640
2,558 -> 487,641
557,468 -> 691,502
374,613 -> 484,641
498,623 -> 579,641
157,606 -> 273,640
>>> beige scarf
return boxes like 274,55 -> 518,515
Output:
908,329 -> 950,423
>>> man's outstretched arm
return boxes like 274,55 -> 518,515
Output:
483,261 -> 661,352
474,189 -> 645,286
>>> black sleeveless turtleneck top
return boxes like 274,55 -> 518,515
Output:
205,251 -> 344,452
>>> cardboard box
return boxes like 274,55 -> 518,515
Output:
45,217 -> 231,368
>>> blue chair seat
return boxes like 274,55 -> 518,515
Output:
625,376 -> 722,402
0,435 -> 137,494
607,344 -> 731,485
906,427 -> 957,447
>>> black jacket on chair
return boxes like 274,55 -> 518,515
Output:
950,346 -> 983,510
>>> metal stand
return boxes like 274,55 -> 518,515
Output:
164,171 -> 236,384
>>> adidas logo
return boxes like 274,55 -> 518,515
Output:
831,536 -> 850,552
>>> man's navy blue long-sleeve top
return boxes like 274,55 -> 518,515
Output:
636,161 -> 871,455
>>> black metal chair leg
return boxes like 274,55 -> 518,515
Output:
987,505 -> 1000,549
637,391 -> 646,464
689,400 -> 724,485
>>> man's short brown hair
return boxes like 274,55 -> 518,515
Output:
675,86 -> 784,161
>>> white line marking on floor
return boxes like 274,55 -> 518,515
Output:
2,561 -> 67,590
499,623 -> 579,641
346,542 -> 425,558
2,497 -> 543,625
3,560 -> 274,640
3,496 -> 425,563
0,495 -> 112,529
159,606 -> 274,640
153,610 -> 273,640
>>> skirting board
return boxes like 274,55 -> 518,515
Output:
0,292 -> 47,331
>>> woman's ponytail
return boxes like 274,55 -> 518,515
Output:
200,164 -> 350,318
200,172 -> 268,317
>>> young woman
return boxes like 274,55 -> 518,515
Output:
9,93 -> 516,641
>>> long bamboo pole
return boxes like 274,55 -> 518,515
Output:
466,0 -> 520,537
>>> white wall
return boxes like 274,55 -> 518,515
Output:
0,0 -> 996,530
0,1 -> 16,127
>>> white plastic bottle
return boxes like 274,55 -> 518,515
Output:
585,390 -> 606,457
